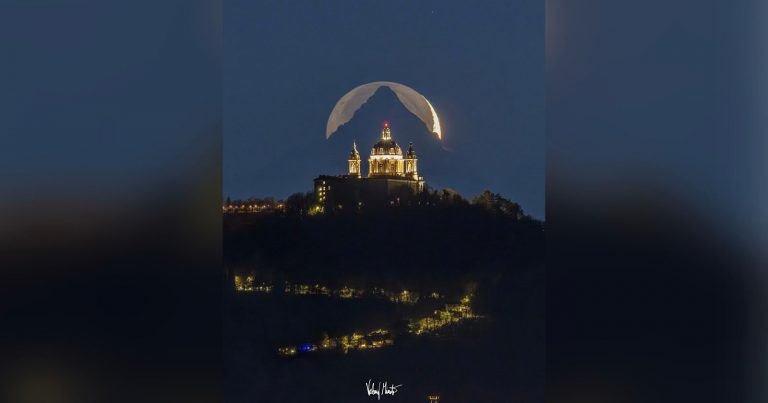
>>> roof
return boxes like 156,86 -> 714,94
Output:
371,139 -> 402,155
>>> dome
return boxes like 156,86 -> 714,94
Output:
367,121 -> 412,178
371,138 -> 402,156
370,123 -> 402,157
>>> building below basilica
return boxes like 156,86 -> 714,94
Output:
314,121 -> 425,212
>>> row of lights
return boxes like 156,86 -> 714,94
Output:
407,295 -> 480,336
234,277 -> 443,304
276,294 -> 482,357
278,328 -> 395,356
222,203 -> 284,213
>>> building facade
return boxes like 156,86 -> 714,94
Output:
314,121 -> 425,212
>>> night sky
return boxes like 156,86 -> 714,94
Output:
224,0 -> 544,218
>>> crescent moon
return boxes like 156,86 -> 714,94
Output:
326,81 -> 442,140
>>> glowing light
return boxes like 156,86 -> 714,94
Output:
274,293 -> 482,358
239,280 -> 427,305
299,343 -> 316,353
233,275 -> 266,292
278,346 -> 297,356
408,294 -> 480,335
389,289 -> 419,304
280,327 -> 394,357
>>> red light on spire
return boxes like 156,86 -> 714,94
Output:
383,120 -> 389,128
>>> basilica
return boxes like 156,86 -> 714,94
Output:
314,121 -> 425,211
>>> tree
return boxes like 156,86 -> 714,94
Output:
285,192 -> 310,216
440,188 -> 468,206
472,190 -> 525,219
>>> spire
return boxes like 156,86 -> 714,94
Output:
349,140 -> 360,159
348,139 -> 361,177
381,121 -> 391,140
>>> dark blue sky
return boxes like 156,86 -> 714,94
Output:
1,1 -> 221,205
224,0 -> 544,218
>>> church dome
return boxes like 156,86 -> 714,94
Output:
370,122 -> 402,156
371,138 -> 402,156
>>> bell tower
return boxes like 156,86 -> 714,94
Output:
404,142 -> 418,180
348,140 -> 361,178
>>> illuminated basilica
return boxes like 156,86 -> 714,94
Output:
314,121 -> 425,211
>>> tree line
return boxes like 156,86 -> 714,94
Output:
282,186 -> 533,222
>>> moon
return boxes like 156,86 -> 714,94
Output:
326,81 -> 442,140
